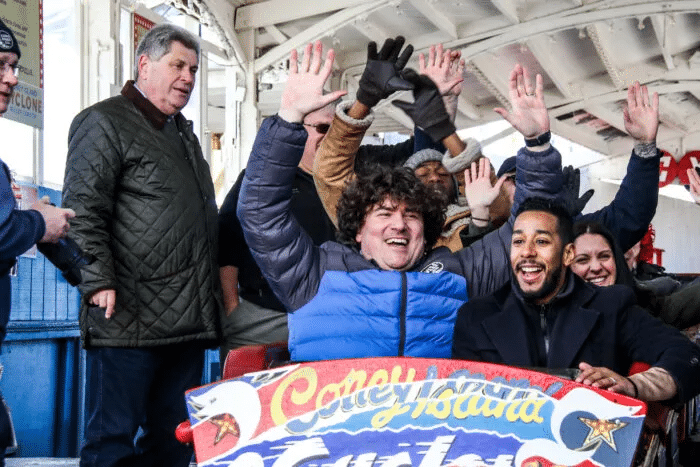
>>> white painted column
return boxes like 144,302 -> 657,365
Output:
84,0 -> 119,107
238,29 -> 259,175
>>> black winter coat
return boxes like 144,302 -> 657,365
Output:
453,272 -> 700,403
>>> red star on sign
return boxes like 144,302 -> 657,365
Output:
578,417 -> 627,451
209,413 -> 241,444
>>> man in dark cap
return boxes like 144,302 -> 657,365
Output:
0,18 -> 74,464
496,155 -> 517,207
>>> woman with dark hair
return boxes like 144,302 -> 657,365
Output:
571,220 -> 700,330
570,221 -> 634,288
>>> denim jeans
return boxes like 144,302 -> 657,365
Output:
80,343 -> 204,467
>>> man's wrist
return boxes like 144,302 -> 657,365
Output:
633,141 -> 657,159
355,86 -> 379,109
278,108 -> 304,124
470,208 -> 490,226
348,101 -> 371,120
524,130 -> 551,147
425,120 -> 457,145
443,133 -> 465,157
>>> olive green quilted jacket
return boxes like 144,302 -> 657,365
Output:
63,81 -> 222,348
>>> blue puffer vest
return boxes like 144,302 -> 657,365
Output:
288,269 -> 467,361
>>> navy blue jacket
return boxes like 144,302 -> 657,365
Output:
0,160 -> 45,344
452,272 -> 700,403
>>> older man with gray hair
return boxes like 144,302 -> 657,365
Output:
63,23 -> 221,466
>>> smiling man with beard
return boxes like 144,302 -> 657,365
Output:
452,197 -> 700,404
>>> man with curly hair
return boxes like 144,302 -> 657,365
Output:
336,165 -> 447,259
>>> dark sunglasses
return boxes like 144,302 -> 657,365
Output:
303,123 -> 330,134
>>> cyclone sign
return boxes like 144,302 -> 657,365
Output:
185,358 -> 646,467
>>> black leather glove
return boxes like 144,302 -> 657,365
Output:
356,36 -> 414,108
636,276 -> 682,296
561,165 -> 594,217
392,69 -> 456,143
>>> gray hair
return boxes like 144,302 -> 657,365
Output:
133,23 -> 200,79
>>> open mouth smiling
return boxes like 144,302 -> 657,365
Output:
587,276 -> 608,285
386,238 -> 408,246
516,263 -> 544,283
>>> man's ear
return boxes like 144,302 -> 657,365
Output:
563,243 -> 575,267
136,54 -> 149,81
355,225 -> 364,246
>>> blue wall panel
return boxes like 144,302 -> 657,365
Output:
0,340 -> 59,456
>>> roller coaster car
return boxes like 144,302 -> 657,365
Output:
176,343 -> 678,467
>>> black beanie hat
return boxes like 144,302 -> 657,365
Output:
0,18 -> 21,60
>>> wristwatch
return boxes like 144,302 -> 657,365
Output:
524,130 -> 551,147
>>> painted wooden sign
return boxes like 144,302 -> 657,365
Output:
184,358 -> 647,467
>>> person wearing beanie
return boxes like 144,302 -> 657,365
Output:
0,18 -> 74,464
0,18 -> 21,113
401,144 -> 485,250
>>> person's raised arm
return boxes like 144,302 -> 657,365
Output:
495,64 -> 566,216
577,81 -> 661,251
464,157 -> 506,227
391,68 -> 482,177
349,36 -> 414,120
238,41 -> 345,312
454,65 -> 563,299
352,41 -> 455,170
278,42 -> 346,124
419,44 -> 464,124
313,36 -> 413,226
494,64 -> 550,148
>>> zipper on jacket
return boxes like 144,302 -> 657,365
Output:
539,304 -> 550,361
398,272 -> 407,356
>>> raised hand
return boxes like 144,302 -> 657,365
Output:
419,44 -> 464,122
494,64 -> 549,139
392,69 -> 455,143
561,165 -> 594,217
464,157 -> 506,220
356,36 -> 414,108
687,167 -> 700,205
623,81 -> 659,144
278,41 -> 347,123
419,44 -> 464,97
